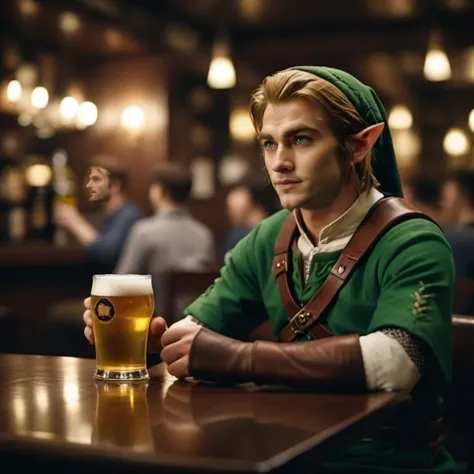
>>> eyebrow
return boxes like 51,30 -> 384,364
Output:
258,125 -> 320,142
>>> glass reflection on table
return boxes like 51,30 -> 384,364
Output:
92,382 -> 153,452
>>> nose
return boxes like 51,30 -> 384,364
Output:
271,146 -> 295,173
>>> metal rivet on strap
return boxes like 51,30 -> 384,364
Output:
290,311 -> 312,335
337,265 -> 345,275
276,262 -> 281,268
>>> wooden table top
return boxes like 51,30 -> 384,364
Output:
0,354 -> 408,473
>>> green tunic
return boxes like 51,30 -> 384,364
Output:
186,209 -> 456,473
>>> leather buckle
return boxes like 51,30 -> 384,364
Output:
289,311 -> 311,335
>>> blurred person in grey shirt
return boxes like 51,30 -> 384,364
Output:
116,163 -> 215,320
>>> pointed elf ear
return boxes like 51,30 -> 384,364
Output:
349,123 -> 385,164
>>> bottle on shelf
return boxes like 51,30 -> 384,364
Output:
0,163 -> 28,243
51,149 -> 77,246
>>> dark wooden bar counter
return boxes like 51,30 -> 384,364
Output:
0,243 -> 90,307
0,242 -> 86,266
0,354 -> 409,473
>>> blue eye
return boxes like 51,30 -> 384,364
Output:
294,136 -> 311,145
263,141 -> 277,150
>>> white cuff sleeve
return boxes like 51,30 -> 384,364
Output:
171,315 -> 201,327
359,331 -> 420,392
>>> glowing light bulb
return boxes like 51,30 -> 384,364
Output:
31,86 -> 49,109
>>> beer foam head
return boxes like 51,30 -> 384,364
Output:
91,274 -> 152,296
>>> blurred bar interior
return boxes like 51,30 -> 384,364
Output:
1,0 -> 474,357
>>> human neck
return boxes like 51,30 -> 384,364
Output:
156,199 -> 183,213
102,194 -> 125,216
299,183 -> 359,244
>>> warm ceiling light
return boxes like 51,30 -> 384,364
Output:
392,129 -> 421,162
424,31 -> 451,81
443,128 -> 470,156
31,86 -> 49,109
77,101 -> 98,127
60,96 -> 79,120
120,105 -> 144,131
469,109 -> 474,132
18,0 -> 38,15
25,164 -> 52,187
207,40 -> 236,89
60,12 -> 81,34
424,50 -> 451,81
229,106 -> 255,142
388,105 -> 413,130
7,80 -> 22,103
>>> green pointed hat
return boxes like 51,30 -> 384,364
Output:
291,66 -> 403,197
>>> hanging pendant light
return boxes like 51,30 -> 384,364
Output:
424,30 -> 451,81
207,39 -> 236,89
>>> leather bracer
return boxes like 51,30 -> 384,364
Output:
189,328 -> 366,391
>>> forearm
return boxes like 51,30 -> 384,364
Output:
189,328 -> 366,391
68,216 -> 98,246
188,327 -> 423,392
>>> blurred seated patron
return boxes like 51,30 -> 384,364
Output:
223,176 -> 280,257
53,155 -> 141,273
402,176 -> 443,224
441,169 -> 474,315
441,168 -> 474,227
116,163 -> 215,319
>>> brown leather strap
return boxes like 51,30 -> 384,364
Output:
272,214 -> 302,318
273,197 -> 433,342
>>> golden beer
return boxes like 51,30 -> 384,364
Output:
92,383 -> 153,451
91,274 -> 154,381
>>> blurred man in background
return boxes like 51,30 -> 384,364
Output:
54,155 -> 141,273
441,169 -> 474,227
116,163 -> 215,321
441,169 -> 474,315
403,176 -> 443,224
222,175 -> 279,258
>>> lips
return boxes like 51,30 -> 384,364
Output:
275,180 -> 301,190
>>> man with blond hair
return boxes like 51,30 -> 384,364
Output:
83,67 -> 454,472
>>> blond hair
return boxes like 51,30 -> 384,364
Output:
249,69 -> 379,193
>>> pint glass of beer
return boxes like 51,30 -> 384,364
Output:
91,274 -> 154,381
